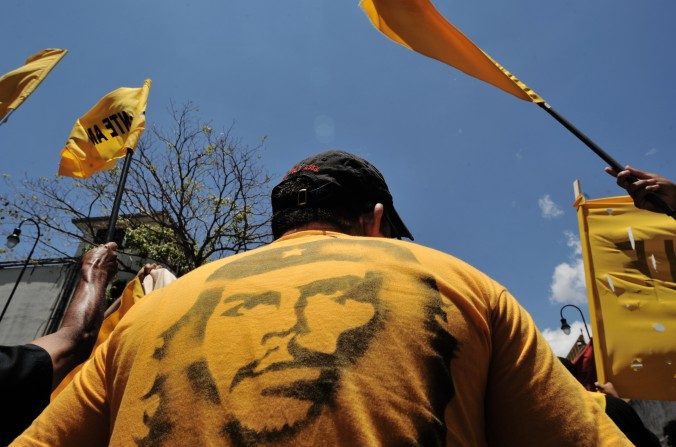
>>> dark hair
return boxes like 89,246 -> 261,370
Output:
271,177 -> 372,239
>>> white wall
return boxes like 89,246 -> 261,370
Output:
0,263 -> 77,345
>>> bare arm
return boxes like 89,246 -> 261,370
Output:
605,165 -> 676,214
30,242 -> 117,388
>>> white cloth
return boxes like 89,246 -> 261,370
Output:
141,268 -> 176,294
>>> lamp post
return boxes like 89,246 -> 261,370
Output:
0,218 -> 41,326
559,304 -> 592,341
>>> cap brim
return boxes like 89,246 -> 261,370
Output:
385,206 -> 414,240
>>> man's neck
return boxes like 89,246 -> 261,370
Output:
281,223 -> 353,239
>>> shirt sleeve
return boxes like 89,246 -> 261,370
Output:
484,289 -> 632,446
0,344 -> 53,446
10,339 -> 111,447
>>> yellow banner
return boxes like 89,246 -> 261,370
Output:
359,0 -> 544,103
576,195 -> 676,400
58,79 -> 152,178
0,49 -> 68,121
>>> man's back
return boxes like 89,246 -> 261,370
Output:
15,231 -> 627,446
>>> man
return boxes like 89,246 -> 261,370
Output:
0,242 -> 117,445
14,151 -> 629,446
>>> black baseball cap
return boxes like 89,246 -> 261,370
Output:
272,150 -> 413,240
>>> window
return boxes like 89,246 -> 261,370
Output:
94,228 -> 125,247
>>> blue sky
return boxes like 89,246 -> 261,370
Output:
1,0 -> 674,350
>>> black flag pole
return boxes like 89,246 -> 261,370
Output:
105,148 -> 134,242
537,102 -> 675,219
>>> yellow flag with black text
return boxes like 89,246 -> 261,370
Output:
0,49 -> 67,122
576,194 -> 676,400
360,0 -> 543,103
58,79 -> 151,178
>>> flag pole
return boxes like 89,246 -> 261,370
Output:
538,102 -> 675,218
105,148 -> 134,242
0,109 -> 15,127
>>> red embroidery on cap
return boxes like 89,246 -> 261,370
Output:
285,164 -> 321,178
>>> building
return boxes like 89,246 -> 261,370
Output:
0,258 -> 79,345
0,214 -> 161,345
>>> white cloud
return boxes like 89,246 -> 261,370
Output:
645,147 -> 658,156
549,257 -> 586,304
549,230 -> 586,304
541,320 -> 592,357
545,230 -> 592,356
564,230 -> 582,256
538,195 -> 564,219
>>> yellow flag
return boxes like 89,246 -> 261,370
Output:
576,194 -> 676,400
0,49 -> 68,122
360,0 -> 544,103
58,79 -> 152,178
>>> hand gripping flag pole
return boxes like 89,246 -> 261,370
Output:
360,0 -> 675,218
538,102 -> 675,218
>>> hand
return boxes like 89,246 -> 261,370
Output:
594,381 -> 619,398
80,242 -> 118,285
605,165 -> 676,214
136,263 -> 159,282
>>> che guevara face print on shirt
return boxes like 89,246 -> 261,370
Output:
136,238 -> 457,447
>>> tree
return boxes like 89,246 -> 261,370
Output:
2,103 -> 272,276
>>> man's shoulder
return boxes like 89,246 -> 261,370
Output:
160,233 -> 500,293
391,238 -> 492,275
383,238 -> 506,299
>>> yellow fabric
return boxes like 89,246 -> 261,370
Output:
58,79 -> 151,178
0,49 -> 67,121
50,277 -> 146,398
14,232 -> 629,446
575,195 -> 676,401
359,0 -> 544,103
588,391 -> 607,411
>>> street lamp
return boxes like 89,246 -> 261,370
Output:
559,304 -> 592,341
0,218 -> 41,326
6,228 -> 21,248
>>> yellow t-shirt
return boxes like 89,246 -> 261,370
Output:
14,231 -> 629,446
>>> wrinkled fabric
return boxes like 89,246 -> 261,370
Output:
14,232 -> 629,446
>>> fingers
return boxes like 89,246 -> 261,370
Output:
81,243 -> 118,282
594,381 -> 619,398
605,165 -> 676,214
93,243 -> 118,265
604,166 -> 619,178
86,242 -> 117,257
137,263 -> 160,281
622,165 -> 655,180
615,171 -> 634,191
614,167 -> 654,190
623,178 -> 657,193
606,167 -> 636,190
